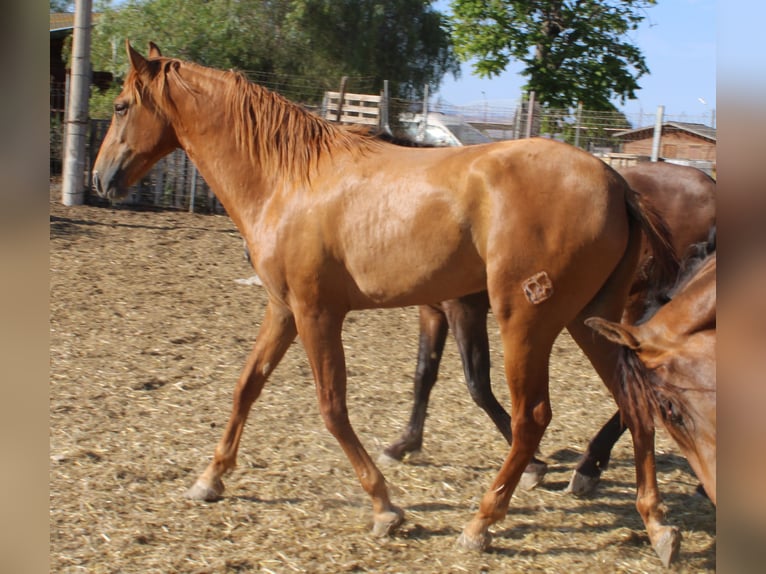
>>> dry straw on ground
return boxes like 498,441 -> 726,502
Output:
50,182 -> 714,572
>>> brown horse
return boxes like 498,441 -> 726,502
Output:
92,42 -> 681,564
587,250 -> 716,505
383,162 -> 715,493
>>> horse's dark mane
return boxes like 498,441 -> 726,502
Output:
371,130 -> 436,148
638,225 -> 716,325
616,346 -> 697,441
616,234 -> 716,444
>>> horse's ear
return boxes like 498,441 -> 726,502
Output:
585,317 -> 640,350
125,40 -> 150,77
148,42 -> 162,59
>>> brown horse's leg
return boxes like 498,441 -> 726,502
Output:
381,304 -> 449,461
458,306 -> 557,551
297,308 -> 403,536
445,291 -> 548,489
186,301 -> 297,501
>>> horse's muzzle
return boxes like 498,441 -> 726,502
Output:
92,170 -> 104,196
92,168 -> 126,200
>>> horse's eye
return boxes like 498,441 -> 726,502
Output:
114,102 -> 128,116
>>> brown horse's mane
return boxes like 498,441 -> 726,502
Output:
126,57 -> 380,184
615,246 -> 716,446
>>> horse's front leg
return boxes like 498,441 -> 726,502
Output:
297,307 -> 404,536
628,416 -> 681,567
186,300 -> 297,501
381,304 -> 449,461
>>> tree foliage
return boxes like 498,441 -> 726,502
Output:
449,0 -> 656,110
89,0 -> 459,101
50,0 -> 74,12
290,0 -> 460,98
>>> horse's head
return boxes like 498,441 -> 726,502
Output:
92,41 -> 180,200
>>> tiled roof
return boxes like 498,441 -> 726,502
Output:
50,12 -> 74,31
50,12 -> 101,32
613,122 -> 716,142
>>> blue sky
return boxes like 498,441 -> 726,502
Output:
104,0 -> 716,120
433,0 -> 716,119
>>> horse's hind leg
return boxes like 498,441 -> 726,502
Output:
186,300 -> 297,501
445,292 -> 548,489
567,410 -> 626,496
458,304 -> 558,550
381,304 -> 449,461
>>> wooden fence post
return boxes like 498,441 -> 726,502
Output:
335,76 -> 348,123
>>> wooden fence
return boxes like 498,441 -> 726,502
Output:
322,89 -> 383,127
84,119 -> 224,213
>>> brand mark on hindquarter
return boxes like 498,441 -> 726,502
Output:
522,271 -> 554,304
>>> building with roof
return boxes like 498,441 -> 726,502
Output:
50,12 -> 108,115
612,121 -> 716,170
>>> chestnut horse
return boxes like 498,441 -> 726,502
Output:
92,43 -> 681,564
382,162 -> 715,494
587,249 -> 716,505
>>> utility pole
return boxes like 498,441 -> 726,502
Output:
650,105 -> 665,162
61,0 -> 93,206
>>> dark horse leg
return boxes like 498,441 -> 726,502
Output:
567,410 -> 626,495
382,292 -> 548,488
381,303 -> 449,460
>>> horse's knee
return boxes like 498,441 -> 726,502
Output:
318,401 -> 350,437
530,399 -> 552,429
465,379 -> 492,408
512,400 -> 551,445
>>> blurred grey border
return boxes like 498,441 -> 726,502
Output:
0,3 -> 51,574
717,2 -> 766,572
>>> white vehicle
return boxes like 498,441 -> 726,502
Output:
398,112 -> 493,147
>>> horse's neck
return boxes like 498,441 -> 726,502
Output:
168,73 -> 272,227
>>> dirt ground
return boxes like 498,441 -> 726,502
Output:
49,181 -> 715,573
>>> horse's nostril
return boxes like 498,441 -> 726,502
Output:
92,171 -> 101,194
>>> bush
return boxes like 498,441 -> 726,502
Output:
50,115 -> 64,174
89,83 -> 122,120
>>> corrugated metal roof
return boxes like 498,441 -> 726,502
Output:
613,122 -> 716,142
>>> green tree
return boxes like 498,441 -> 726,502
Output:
89,0 -> 459,102
50,0 -> 74,12
290,0 -> 460,98
450,0 -> 655,110
90,0 -> 316,99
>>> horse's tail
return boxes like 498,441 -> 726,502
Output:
623,184 -> 680,291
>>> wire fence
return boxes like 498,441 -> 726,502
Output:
50,78 -> 716,213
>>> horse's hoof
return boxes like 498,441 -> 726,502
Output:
185,477 -> 224,502
652,526 -> 681,567
519,464 -> 548,490
457,529 -> 493,552
377,451 -> 401,466
371,506 -> 405,537
565,469 -> 600,497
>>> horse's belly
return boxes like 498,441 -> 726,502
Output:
339,194 -> 486,306
348,244 -> 486,307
